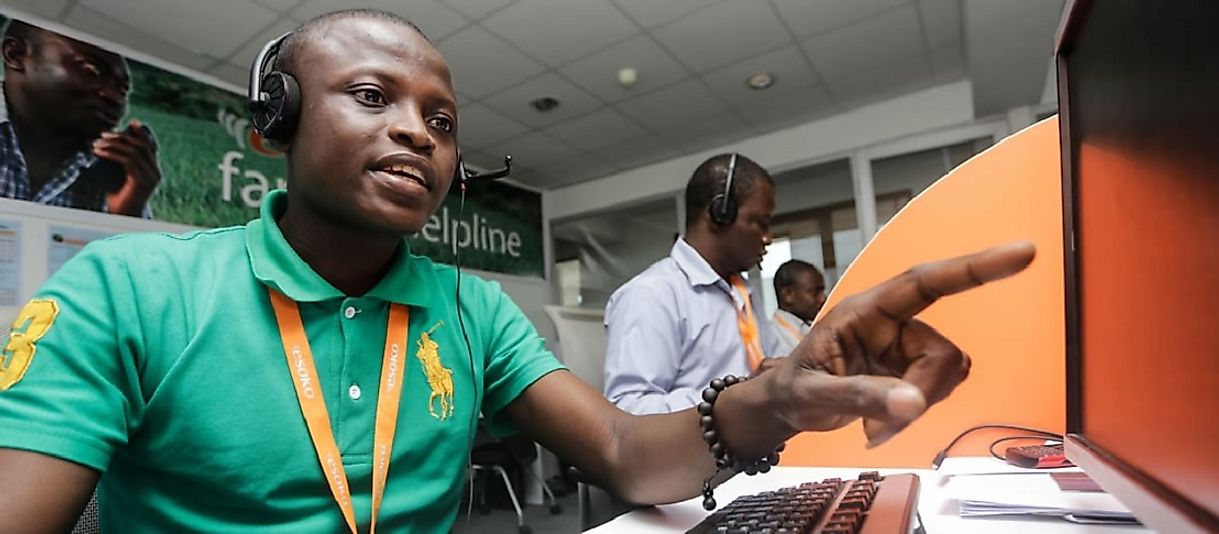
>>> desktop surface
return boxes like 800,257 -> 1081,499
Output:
588,458 -> 1147,533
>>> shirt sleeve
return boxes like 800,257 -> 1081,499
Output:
478,280 -> 565,436
0,241 -> 144,471
602,280 -> 696,415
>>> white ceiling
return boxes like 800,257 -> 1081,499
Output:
0,0 -> 1061,190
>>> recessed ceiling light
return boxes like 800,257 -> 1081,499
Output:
746,72 -> 775,90
530,96 -> 561,112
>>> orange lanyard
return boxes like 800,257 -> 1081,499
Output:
730,277 -> 765,370
268,289 -> 408,534
773,313 -> 805,341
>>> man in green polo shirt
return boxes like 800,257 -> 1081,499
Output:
0,9 -> 1035,533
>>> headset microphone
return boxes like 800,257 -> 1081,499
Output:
456,155 -> 512,187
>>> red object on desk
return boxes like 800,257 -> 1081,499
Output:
1005,444 -> 1073,469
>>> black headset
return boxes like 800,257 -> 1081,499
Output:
247,31 -> 512,185
708,153 -> 739,226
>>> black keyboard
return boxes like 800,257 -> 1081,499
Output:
686,472 -> 920,534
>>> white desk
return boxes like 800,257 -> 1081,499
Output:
587,457 -> 1149,533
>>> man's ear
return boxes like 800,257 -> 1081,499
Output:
2,36 -> 30,72
268,138 -> 291,153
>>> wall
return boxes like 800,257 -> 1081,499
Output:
0,197 -> 559,350
547,80 -> 975,222
772,158 -> 855,216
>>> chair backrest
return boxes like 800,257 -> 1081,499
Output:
543,305 -> 607,394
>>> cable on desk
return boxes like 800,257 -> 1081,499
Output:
930,423 -> 1061,469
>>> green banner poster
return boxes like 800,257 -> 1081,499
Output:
0,14 -> 544,278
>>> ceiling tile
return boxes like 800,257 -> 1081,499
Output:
772,0 -> 907,39
1,0 -> 70,20
436,26 -> 545,99
292,0 -> 468,40
701,46 -> 818,107
63,5 -> 220,72
536,153 -> 621,188
653,1 -> 791,73
559,35 -> 688,103
481,73 -> 603,128
544,108 -> 649,151
828,53 -> 933,110
481,0 -> 638,68
454,102 -> 530,149
612,0 -> 718,28
211,61 -> 252,87
442,0 -> 512,21
486,131 -> 580,168
616,79 -> 727,131
735,84 -> 837,132
658,113 -> 750,155
802,4 -> 923,79
589,134 -> 677,173
917,0 -> 962,48
80,0 -> 278,58
508,166 -> 555,189
254,0 -> 303,14
226,18 -> 299,65
929,42 -> 965,83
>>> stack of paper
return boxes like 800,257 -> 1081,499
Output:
960,499 -> 1142,525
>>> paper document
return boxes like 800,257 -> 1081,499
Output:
960,499 -> 1141,525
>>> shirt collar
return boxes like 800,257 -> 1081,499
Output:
245,189 -> 436,306
774,308 -> 810,328
671,237 -> 726,288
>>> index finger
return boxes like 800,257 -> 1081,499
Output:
864,241 -> 1036,321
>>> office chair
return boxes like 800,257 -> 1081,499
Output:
72,491 -> 99,534
542,305 -> 637,529
469,432 -> 560,534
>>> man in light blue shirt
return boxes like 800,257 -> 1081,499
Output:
604,153 -> 782,415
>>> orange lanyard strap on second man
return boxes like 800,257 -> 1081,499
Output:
772,313 -> 805,341
730,276 -> 766,371
268,288 -> 408,534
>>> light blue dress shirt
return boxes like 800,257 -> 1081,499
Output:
769,308 -> 812,357
603,238 -> 780,415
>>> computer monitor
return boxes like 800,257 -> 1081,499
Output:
1057,0 -> 1219,531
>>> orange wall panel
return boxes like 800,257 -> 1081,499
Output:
780,118 -> 1065,468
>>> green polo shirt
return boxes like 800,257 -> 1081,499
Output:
0,190 -> 563,532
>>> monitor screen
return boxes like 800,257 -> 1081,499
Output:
1058,0 -> 1219,530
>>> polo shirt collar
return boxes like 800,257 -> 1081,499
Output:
246,190 -> 436,306
671,237 -> 725,288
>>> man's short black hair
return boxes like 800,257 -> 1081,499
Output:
774,259 -> 821,293
684,153 -> 773,228
276,9 -> 428,77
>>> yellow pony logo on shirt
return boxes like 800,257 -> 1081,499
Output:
0,299 -> 59,391
417,321 -> 454,420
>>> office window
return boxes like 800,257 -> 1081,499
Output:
550,197 -> 678,309
871,137 -> 993,227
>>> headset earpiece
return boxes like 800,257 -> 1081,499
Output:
249,32 -> 300,143
252,72 -> 300,143
708,153 -> 739,226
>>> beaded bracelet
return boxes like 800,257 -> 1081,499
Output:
697,374 -> 785,510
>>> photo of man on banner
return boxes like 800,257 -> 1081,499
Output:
0,18 -> 160,218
